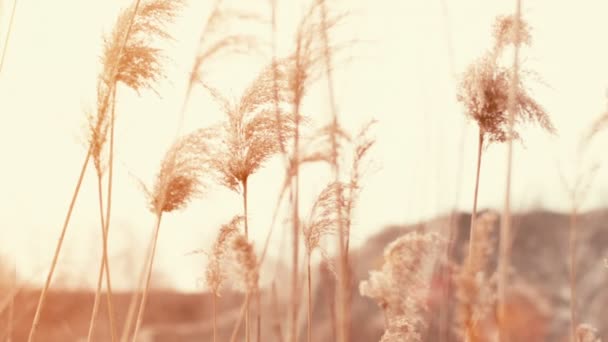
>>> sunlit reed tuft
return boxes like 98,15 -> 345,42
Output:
360,232 -> 443,342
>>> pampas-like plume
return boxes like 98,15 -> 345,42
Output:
129,128 -> 212,342
360,231 -> 443,342
204,60 -> 296,238
204,61 -> 296,341
453,212 -> 498,342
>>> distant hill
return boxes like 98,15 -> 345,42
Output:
4,209 -> 607,341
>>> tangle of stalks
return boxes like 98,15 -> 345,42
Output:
27,0 -> 182,340
360,231 -> 443,342
129,128 -> 213,342
87,0 -> 184,340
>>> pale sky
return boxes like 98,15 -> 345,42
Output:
1,0 -> 608,291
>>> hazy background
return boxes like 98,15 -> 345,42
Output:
1,0 -> 607,291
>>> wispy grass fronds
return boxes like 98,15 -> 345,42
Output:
146,128 -> 214,214
360,232 -> 443,342
206,215 -> 245,295
101,0 -> 183,94
203,61 -> 297,239
130,129 -> 213,341
453,212 -> 498,342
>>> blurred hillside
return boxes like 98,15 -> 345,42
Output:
2,209 -> 607,341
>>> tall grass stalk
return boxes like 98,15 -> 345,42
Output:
0,0 -> 17,75
497,1 -> 521,341
27,149 -> 91,342
131,213 -> 163,341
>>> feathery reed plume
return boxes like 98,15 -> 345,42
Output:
457,16 -> 554,338
453,212 -> 498,342
360,232 -> 443,342
88,1 -> 183,340
302,181 -> 348,342
0,0 -> 17,75
130,128 -> 212,341
205,215 -> 244,342
203,61 -> 296,341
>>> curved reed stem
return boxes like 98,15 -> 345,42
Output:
27,149 -> 91,342
131,212 -> 163,342
0,0 -> 17,75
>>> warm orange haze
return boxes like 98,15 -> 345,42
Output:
1,0 -> 608,341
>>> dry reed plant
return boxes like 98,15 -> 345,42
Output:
281,3 -> 349,339
360,231 -> 443,342
27,0 -> 182,340
457,13 -> 554,341
129,127 -> 213,341
457,12 -> 555,270
205,215 -> 244,342
86,1 -> 184,340
202,60 -> 297,341
453,212 -> 498,342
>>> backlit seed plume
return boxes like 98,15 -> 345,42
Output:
205,215 -> 244,296
147,128 -> 213,214
457,15 -> 555,144
360,232 -> 443,342
101,0 -> 183,93
204,61 -> 297,194
88,0 -> 183,175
